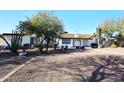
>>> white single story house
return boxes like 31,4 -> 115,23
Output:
0,33 -> 97,49
58,33 -> 97,49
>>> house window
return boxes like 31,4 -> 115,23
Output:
62,39 -> 71,44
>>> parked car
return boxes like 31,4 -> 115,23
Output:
91,43 -> 98,48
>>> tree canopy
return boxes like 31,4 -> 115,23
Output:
96,17 -> 124,47
19,12 -> 64,52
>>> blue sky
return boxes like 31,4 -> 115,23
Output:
0,10 -> 124,34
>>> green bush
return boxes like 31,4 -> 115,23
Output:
111,44 -> 117,48
36,43 -> 45,52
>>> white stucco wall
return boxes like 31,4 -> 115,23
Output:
58,39 -> 74,49
21,35 -> 31,45
86,37 -> 97,46
58,37 -> 97,48
0,35 -> 12,46
0,34 -> 37,47
0,38 -> 6,46
0,35 -> 31,47
81,37 -> 97,47
22,34 -> 36,45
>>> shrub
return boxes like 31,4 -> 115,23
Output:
91,43 -> 98,48
81,46 -> 85,49
36,43 -> 45,52
76,46 -> 80,49
119,41 -> 124,47
111,44 -> 117,48
23,43 -> 30,49
65,46 -> 68,49
64,46 -> 68,50
61,46 -> 64,49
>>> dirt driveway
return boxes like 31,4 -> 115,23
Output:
0,56 -> 31,80
1,48 -> 124,82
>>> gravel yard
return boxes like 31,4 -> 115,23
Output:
1,48 -> 124,82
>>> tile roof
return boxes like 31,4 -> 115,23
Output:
60,33 -> 96,39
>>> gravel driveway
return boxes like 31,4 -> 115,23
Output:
0,56 -> 31,80
1,48 -> 124,82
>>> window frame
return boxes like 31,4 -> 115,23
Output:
62,39 -> 71,44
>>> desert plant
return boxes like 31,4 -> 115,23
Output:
36,43 -> 44,52
0,30 -> 22,53
111,43 -> 117,48
10,37 -> 21,53
9,31 -> 23,53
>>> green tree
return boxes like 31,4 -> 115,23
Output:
30,12 -> 64,52
115,18 -> 124,47
100,19 -> 116,38
97,18 -> 124,47
118,17 -> 124,36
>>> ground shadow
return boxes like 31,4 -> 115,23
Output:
0,56 -> 31,66
88,55 -> 124,82
2,49 -> 124,82
0,48 -> 90,58
46,55 -> 124,82
27,48 -> 91,57
0,49 -> 89,67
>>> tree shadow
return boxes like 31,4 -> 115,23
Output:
0,49 -> 88,65
88,56 -> 124,82
0,52 -> 17,58
46,55 -> 124,82
0,56 -> 30,66
1,49 -> 124,82
26,48 -> 90,57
